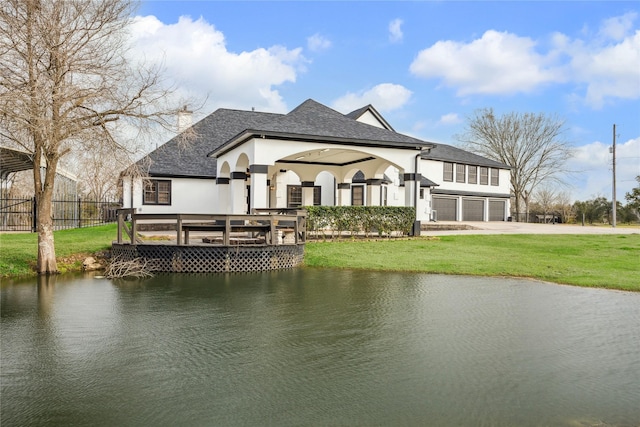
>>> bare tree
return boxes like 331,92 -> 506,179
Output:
0,0 -> 177,274
457,109 -> 573,220
71,141 -> 129,201
533,186 -> 556,223
555,190 -> 574,223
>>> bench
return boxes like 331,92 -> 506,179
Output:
181,223 -> 271,245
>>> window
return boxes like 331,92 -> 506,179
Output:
313,187 -> 321,206
287,185 -> 321,207
443,162 -> 453,182
287,186 -> 302,207
352,185 -> 364,206
491,169 -> 499,186
468,166 -> 478,184
143,179 -> 171,205
456,164 -> 466,183
480,167 -> 489,185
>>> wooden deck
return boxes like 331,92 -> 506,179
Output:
116,208 -> 306,247
112,209 -> 307,273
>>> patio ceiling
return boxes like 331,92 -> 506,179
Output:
277,148 -> 375,167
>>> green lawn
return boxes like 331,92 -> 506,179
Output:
304,234 -> 640,291
2,226 -> 639,291
0,224 -> 117,277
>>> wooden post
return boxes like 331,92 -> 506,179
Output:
270,215 -> 276,245
224,216 -> 230,246
131,214 -> 137,245
117,211 -> 123,244
176,214 -> 183,245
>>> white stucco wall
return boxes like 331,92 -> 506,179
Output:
421,159 -> 511,196
123,177 -> 218,214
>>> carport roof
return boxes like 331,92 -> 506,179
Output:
1,146 -> 34,179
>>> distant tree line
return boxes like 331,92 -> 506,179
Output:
527,176 -> 640,225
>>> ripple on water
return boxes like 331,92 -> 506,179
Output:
2,270 -> 639,426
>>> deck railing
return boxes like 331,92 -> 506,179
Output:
116,209 -> 306,246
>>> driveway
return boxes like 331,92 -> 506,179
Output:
421,221 -> 640,236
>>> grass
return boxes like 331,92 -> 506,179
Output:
2,225 -> 638,291
303,234 -> 640,291
0,224 -> 117,278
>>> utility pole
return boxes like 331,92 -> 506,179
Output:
611,124 -> 617,228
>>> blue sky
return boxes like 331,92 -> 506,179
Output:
133,1 -> 639,202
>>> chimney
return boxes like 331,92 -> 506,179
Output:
177,105 -> 193,132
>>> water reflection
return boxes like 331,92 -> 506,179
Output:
2,270 -> 639,426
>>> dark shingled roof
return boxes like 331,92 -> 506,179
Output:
423,143 -> 510,169
131,99 -> 506,179
134,109 -> 282,178
210,99 -> 431,156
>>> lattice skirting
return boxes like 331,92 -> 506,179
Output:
111,244 -> 305,273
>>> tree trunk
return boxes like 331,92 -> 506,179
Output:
36,210 -> 58,274
34,156 -> 58,274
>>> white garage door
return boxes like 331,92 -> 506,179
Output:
432,197 -> 457,221
463,199 -> 484,221
489,200 -> 506,221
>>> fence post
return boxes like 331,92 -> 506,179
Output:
32,196 -> 37,233
77,197 -> 82,228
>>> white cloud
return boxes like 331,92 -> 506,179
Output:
563,30 -> 640,109
389,19 -> 403,43
410,30 -> 561,96
331,83 -> 412,113
566,137 -> 640,201
307,33 -> 332,52
409,13 -> 640,107
438,113 -> 462,125
598,11 -> 637,41
128,15 -> 306,114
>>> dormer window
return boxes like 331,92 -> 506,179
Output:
443,163 -> 453,182
456,164 -> 466,183
468,166 -> 478,184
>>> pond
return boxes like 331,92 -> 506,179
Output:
2,269 -> 639,426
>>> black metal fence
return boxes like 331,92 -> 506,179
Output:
0,197 -> 121,232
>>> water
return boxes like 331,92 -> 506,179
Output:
2,269 -> 639,426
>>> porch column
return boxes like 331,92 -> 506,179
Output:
216,177 -> 230,214
273,170 -> 289,208
230,171 -> 247,214
366,179 -> 383,206
404,172 -> 428,233
249,164 -> 269,211
403,173 -> 419,212
337,183 -> 351,206
301,181 -> 315,207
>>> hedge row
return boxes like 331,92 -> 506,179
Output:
305,206 -> 415,239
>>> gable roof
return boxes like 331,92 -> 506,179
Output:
345,104 -> 394,131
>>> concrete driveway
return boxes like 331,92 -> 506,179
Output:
421,221 -> 640,236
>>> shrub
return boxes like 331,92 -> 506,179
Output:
305,206 -> 415,238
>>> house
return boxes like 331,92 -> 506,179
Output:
121,99 -> 511,223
